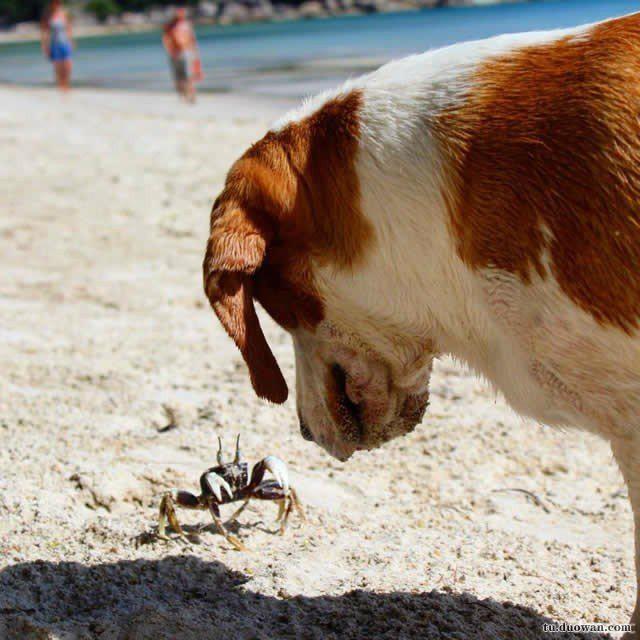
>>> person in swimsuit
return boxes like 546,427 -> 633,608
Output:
40,0 -> 73,91
162,6 -> 202,103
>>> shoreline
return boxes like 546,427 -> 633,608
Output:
0,80 -> 320,106
0,82 -> 297,121
0,48 -> 387,100
0,0 -> 520,45
0,22 -> 158,45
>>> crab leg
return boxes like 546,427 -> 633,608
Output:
278,488 -> 305,534
290,487 -> 306,521
228,497 -> 251,523
158,490 -> 204,542
245,480 -> 305,534
158,492 -> 188,542
279,499 -> 294,535
208,503 -> 246,551
158,494 -> 170,538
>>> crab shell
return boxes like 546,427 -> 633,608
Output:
199,462 -> 249,501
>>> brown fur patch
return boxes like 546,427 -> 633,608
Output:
238,89 -> 373,270
203,90 -> 372,401
436,14 -> 640,332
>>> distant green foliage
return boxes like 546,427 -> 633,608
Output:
86,0 -> 119,22
0,0 -> 47,23
0,0 -> 199,24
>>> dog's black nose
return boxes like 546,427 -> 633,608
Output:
298,414 -> 314,441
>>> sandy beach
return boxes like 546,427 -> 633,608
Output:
0,85 -> 635,639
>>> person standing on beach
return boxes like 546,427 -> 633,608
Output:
163,6 -> 203,103
40,0 -> 74,91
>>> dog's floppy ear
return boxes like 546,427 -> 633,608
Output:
203,204 -> 288,404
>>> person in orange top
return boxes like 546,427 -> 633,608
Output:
162,5 -> 202,103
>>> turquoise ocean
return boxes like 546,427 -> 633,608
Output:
1,0 -> 639,98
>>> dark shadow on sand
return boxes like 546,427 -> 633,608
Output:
0,556 -> 612,640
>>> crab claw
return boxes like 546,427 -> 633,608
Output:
263,455 -> 290,495
203,472 -> 233,503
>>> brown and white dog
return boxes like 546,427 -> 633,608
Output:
204,12 -> 640,632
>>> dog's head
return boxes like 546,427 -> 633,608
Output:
203,91 -> 433,460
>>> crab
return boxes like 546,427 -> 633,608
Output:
157,435 -> 304,550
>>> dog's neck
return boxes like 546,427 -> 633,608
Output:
314,152 -> 492,387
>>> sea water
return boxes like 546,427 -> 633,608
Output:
0,0 -> 638,98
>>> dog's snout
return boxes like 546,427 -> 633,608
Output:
298,414 -> 314,441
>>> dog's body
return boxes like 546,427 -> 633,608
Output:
204,13 -> 640,632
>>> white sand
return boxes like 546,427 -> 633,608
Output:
0,85 -> 634,639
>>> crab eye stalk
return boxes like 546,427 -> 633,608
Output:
234,434 -> 242,464
217,436 -> 224,465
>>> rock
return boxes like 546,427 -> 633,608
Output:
298,1 -> 328,19
273,3 -> 300,20
250,0 -> 276,21
120,12 -> 147,26
197,1 -> 220,19
13,22 -> 39,36
324,0 -> 343,13
148,7 -> 175,24
71,12 -> 99,27
353,0 -> 379,13
218,2 -> 252,25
